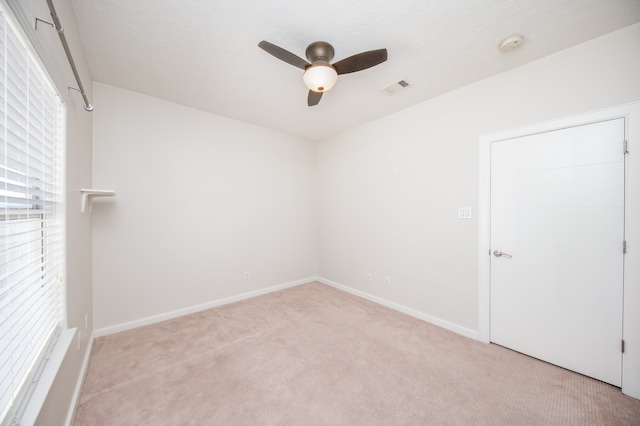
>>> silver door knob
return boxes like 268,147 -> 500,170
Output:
493,250 -> 513,258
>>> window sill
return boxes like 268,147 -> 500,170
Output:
20,328 -> 76,426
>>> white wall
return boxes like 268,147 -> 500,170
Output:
5,0 -> 95,424
316,23 -> 640,335
91,83 -> 317,332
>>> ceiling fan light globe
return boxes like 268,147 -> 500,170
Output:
303,65 -> 338,93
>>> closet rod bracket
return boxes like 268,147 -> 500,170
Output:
81,189 -> 116,213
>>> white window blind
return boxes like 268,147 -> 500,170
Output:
0,7 -> 65,424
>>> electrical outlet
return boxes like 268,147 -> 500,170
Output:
458,207 -> 472,219
384,276 -> 390,287
244,270 -> 250,280
367,273 -> 372,281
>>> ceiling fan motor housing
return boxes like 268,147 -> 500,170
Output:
306,41 -> 335,64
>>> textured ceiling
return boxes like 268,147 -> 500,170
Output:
71,0 -> 640,141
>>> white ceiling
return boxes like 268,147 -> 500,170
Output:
71,0 -> 640,141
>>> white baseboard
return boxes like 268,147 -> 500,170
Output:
65,331 -> 94,426
94,276 -> 478,342
94,277 -> 318,337
318,277 -> 479,340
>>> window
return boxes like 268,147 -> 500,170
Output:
0,7 -> 65,424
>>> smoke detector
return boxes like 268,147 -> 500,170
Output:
499,35 -> 524,53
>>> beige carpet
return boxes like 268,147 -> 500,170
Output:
73,282 -> 640,425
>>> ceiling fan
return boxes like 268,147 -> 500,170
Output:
258,40 -> 388,106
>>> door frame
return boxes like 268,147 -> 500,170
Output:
478,102 -> 640,399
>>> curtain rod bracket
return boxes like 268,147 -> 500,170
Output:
67,87 -> 94,111
34,17 -> 54,30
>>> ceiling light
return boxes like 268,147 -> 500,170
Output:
303,64 -> 338,92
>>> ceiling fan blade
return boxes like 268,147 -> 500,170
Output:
308,90 -> 323,106
333,48 -> 388,75
258,40 -> 310,70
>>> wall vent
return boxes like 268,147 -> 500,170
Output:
382,79 -> 412,96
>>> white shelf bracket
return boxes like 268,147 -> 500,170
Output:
81,189 -> 115,213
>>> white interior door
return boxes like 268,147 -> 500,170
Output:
490,118 -> 625,386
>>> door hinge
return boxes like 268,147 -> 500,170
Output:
622,340 -> 625,353
624,140 -> 629,154
623,240 -> 627,254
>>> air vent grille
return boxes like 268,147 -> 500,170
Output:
382,79 -> 412,95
